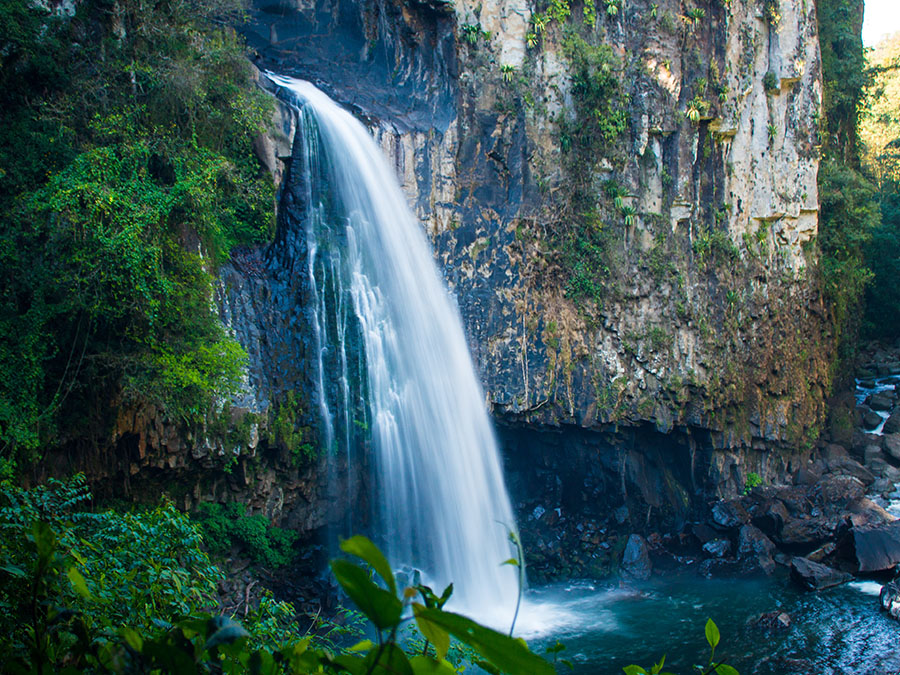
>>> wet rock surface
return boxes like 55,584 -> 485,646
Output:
880,580 -> 900,620
789,557 -> 852,591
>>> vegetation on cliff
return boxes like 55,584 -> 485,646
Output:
0,0 -> 274,465
817,0 -> 879,362
860,31 -> 900,339
818,0 -> 900,349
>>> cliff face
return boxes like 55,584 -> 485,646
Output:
233,0 -> 831,490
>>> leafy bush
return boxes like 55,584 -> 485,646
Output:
194,501 -> 299,568
0,475 -> 222,662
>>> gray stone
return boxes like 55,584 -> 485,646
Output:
850,521 -> 900,572
621,534 -> 652,580
880,580 -> 900,620
737,524 -> 776,574
885,434 -> 900,462
827,457 -> 875,486
789,557 -> 852,591
703,539 -> 731,558
885,413 -> 900,435
711,500 -> 750,529
863,408 -> 884,430
869,394 -> 894,412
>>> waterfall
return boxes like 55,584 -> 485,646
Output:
268,74 -> 520,620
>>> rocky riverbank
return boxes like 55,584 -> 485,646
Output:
518,340 -> 900,621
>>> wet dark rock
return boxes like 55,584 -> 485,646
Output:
823,443 -> 849,462
868,394 -> 894,412
885,413 -> 900,435
863,408 -> 885,430
826,458 -> 875,486
753,610 -> 791,631
851,431 -> 882,454
806,542 -> 836,562
880,580 -> 900,620
790,556 -> 852,590
711,500 -> 750,530
751,498 -> 790,538
884,434 -> 900,462
864,445 -> 886,464
738,525 -> 777,574
847,521 -> 900,572
621,534 -> 652,580
691,523 -> 720,545
812,475 -> 867,510
793,467 -> 819,486
702,539 -> 731,558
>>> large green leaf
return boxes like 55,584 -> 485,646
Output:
409,655 -> 458,675
340,535 -> 397,595
330,559 -> 403,630
412,603 -> 450,660
415,608 -> 554,675
361,643 -> 413,675
705,618 -> 720,650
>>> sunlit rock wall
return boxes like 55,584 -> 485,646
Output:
234,0 -> 833,503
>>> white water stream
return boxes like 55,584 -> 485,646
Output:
268,75 -> 520,621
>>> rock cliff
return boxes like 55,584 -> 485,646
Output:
226,0 -> 832,504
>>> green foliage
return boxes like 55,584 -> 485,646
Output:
561,33 -> 629,154
861,34 -> 900,338
743,472 -> 763,494
864,181 -> 900,337
0,474 -> 223,668
271,391 -> 317,465
194,501 -> 298,568
818,159 -> 877,340
550,31 -> 628,308
762,71 -> 779,93
818,0 -> 868,161
0,0 -> 274,460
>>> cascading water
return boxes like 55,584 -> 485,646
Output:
268,74 -> 520,620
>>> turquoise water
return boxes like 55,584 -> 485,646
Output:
523,574 -> 900,674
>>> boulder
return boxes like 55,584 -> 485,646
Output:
621,534 -> 652,580
884,434 -> 900,462
691,523 -> 720,545
777,516 -> 833,549
826,458 -> 875,486
885,413 -> 900,435
868,394 -> 894,412
880,580 -> 900,621
863,409 -> 885,430
793,467 -> 819,486
864,445 -> 886,464
789,557 -> 852,590
702,539 -> 731,558
849,521 -> 900,572
812,474 -> 867,509
711,500 -> 750,530
737,524 -> 776,574
753,611 -> 791,631
823,443 -> 850,462
751,498 -> 789,538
